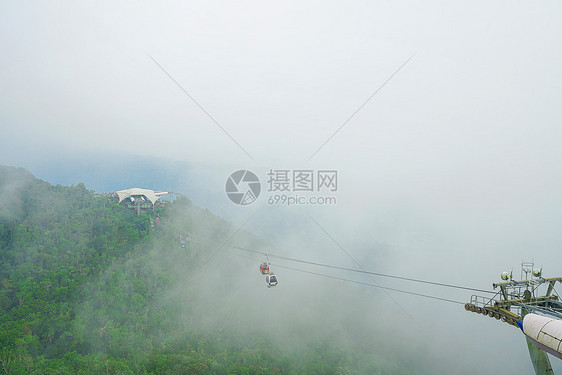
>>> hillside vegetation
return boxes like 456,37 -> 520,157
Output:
0,166 -> 422,374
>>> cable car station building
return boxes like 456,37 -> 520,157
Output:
115,188 -> 168,214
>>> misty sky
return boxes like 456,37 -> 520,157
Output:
1,1 -> 562,373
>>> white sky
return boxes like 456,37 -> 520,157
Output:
2,1 -> 560,165
1,1 -> 562,373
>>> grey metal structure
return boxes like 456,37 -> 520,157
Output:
464,261 -> 562,375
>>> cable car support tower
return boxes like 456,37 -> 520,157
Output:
464,261 -> 562,375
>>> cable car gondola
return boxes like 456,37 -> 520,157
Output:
179,233 -> 191,249
266,273 -> 278,288
259,263 -> 269,275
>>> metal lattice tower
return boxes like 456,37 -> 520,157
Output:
464,261 -> 562,375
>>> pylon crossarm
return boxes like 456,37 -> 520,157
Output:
493,277 -> 562,289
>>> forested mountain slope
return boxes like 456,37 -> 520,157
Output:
0,166 -> 423,374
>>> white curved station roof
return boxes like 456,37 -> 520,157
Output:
116,188 -> 161,205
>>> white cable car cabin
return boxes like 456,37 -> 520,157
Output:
266,273 -> 278,288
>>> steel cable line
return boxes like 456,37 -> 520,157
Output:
225,249 -> 465,305
147,53 -> 256,162
157,221 -> 494,297
156,217 -> 190,240
152,224 -> 490,310
228,244 -> 496,295
153,214 -> 255,312
277,264 -> 466,305
156,218 -> 492,296
307,215 -> 413,319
